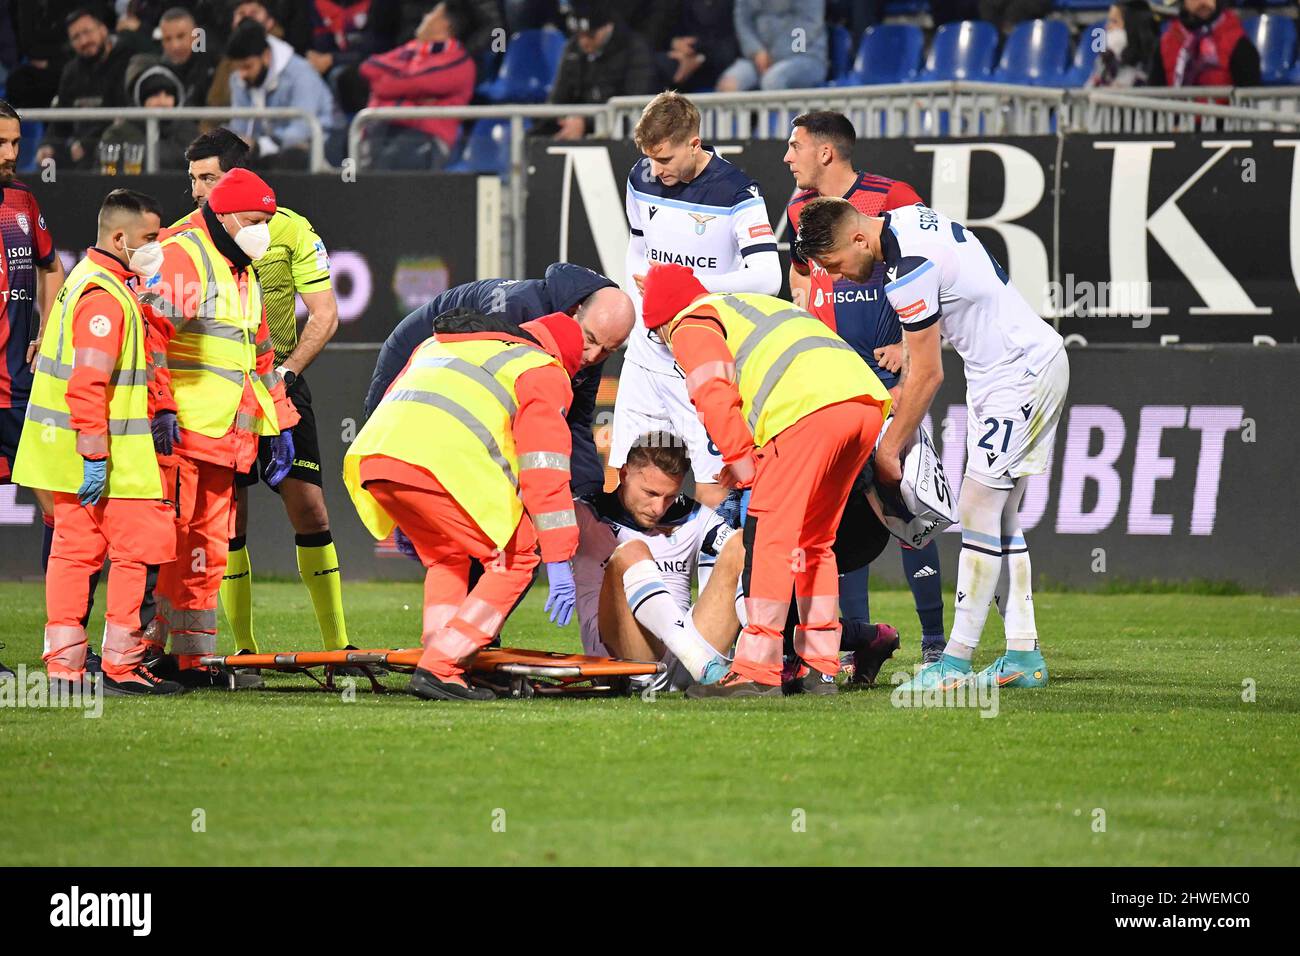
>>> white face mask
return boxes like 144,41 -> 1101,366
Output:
232,216 -> 271,260
1106,27 -> 1127,59
124,240 -> 164,278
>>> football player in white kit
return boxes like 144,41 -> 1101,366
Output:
574,433 -> 740,691
613,92 -> 782,509
793,197 -> 1069,691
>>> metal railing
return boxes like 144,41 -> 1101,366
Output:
19,106 -> 330,172
348,104 -> 609,278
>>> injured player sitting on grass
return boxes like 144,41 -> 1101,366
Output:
573,432 -> 900,694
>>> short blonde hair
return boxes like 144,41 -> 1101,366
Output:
634,91 -> 700,150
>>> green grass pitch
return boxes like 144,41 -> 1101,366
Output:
1,580 -> 1296,866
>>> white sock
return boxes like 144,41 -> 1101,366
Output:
623,560 -> 721,680
1001,544 -> 1038,652
734,579 -> 747,628
1001,480 -> 1038,653
947,480 -> 1012,659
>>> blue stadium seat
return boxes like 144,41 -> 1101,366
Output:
829,24 -> 857,83
1291,57 -> 1300,84
445,119 -> 512,176
993,19 -> 1071,86
1063,21 -> 1105,87
1240,14 -> 1297,85
479,28 -> 566,104
920,20 -> 1000,82
1054,0 -> 1111,10
836,24 -> 925,85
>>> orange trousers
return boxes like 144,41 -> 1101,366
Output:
154,457 -> 236,662
735,399 -> 883,684
43,492 -> 177,680
363,477 -> 541,680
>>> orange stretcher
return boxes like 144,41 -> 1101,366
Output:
198,647 -> 665,698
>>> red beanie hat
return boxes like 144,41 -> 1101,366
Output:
641,263 -> 710,331
522,311 -> 584,378
207,168 -> 277,215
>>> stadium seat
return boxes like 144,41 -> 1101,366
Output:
1240,15 -> 1297,85
835,24 -> 925,86
1054,0 -> 1111,10
828,24 -> 857,84
445,119 -> 512,176
919,20 -> 1000,82
993,19 -> 1072,86
479,28 -> 566,103
1063,22 -> 1105,87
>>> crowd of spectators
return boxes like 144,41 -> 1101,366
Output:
0,0 -> 1271,170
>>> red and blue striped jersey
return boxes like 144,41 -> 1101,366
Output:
0,181 -> 56,408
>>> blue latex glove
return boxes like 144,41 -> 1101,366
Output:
738,489 -> 752,526
543,561 -> 576,627
393,526 -> 419,561
716,488 -> 743,529
151,410 -> 179,455
264,430 -> 295,488
77,457 -> 107,507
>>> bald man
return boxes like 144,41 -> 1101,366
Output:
366,263 -> 633,498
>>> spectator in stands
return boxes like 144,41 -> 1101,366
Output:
98,55 -> 198,168
208,2 -> 309,110
1087,1 -> 1158,88
226,18 -> 336,168
5,1 -> 81,110
716,0 -> 827,93
979,0 -> 1052,36
36,7 -> 133,170
160,6 -> 218,106
544,0 -> 657,141
358,1 -> 478,169
1151,0 -> 1260,88
645,0 -> 738,93
306,1 -> 403,113
113,1 -> 164,57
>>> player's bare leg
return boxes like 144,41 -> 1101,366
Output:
600,539 -> 729,684
687,531 -> 744,652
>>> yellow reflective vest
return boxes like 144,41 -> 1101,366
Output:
138,226 -> 280,439
667,292 -> 892,446
12,257 -> 161,498
344,335 -> 561,548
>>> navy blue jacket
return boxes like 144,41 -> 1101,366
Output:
364,262 -> 615,498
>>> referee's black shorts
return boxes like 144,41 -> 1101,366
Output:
237,373 -> 324,491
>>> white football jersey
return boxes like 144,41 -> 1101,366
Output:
881,204 -> 1063,404
573,491 -> 732,655
624,149 -> 778,374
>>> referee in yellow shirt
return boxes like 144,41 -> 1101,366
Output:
172,128 -> 349,656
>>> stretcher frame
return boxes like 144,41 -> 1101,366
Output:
198,647 -> 665,698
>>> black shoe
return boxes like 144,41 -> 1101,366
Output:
101,663 -> 186,696
790,664 -> 840,695
47,674 -> 96,703
230,649 -> 266,689
166,664 -> 262,690
685,670 -> 784,699
850,624 -> 901,687
409,667 -> 496,702
84,646 -> 103,675
332,644 -> 389,678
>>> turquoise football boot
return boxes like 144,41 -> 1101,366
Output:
699,657 -> 731,686
894,653 -> 973,693
975,649 -> 1049,689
